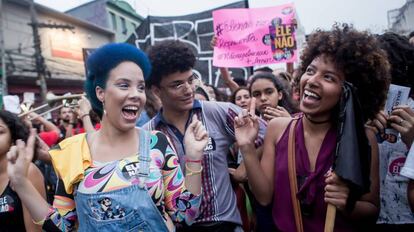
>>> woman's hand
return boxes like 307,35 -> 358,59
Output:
262,106 -> 291,121
235,98 -> 259,147
75,96 -> 92,118
7,129 -> 36,189
324,170 -> 350,212
184,114 -> 209,160
389,105 -> 414,148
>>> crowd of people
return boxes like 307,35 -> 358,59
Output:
1,23 -> 414,232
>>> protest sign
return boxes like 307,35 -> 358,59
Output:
382,84 -> 411,143
126,1 -> 250,87
3,95 -> 21,114
213,3 -> 297,67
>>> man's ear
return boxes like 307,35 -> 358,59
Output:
151,85 -> 161,99
96,86 -> 105,103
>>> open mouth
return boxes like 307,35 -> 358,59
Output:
303,89 -> 321,101
121,105 -> 139,120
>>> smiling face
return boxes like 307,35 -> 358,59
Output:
0,118 -> 12,157
96,61 -> 146,132
153,70 -> 197,113
234,89 -> 251,110
299,55 -> 344,121
251,78 -> 283,115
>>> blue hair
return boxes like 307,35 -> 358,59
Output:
84,43 -> 151,118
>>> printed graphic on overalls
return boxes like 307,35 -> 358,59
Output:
91,197 -> 126,220
122,161 -> 141,180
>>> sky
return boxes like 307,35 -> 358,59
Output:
35,0 -> 406,34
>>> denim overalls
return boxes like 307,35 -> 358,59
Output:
74,130 -> 170,231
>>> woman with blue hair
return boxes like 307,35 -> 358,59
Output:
6,43 -> 208,231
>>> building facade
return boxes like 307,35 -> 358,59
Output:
388,0 -> 414,35
66,0 -> 144,42
1,0 -> 114,99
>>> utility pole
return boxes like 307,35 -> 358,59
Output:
0,0 -> 8,108
28,0 -> 74,103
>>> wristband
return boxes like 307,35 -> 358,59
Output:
185,163 -> 203,176
186,158 -> 202,163
80,114 -> 90,120
32,206 -> 54,226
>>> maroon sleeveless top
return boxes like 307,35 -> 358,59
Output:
272,116 -> 354,232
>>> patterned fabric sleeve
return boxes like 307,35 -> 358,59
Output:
155,131 -> 202,225
42,178 -> 77,231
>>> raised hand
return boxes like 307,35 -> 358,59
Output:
184,114 -> 209,160
7,129 -> 36,188
262,105 -> 291,121
389,105 -> 414,147
235,98 -> 259,147
76,96 -> 92,118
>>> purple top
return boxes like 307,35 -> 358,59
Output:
272,116 -> 354,232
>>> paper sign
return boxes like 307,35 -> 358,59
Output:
384,84 -> 411,116
3,95 -> 21,114
23,92 -> 35,104
381,84 -> 411,143
213,3 -> 297,67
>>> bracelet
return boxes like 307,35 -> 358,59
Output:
80,113 -> 90,119
32,206 -> 54,226
186,158 -> 202,163
185,163 -> 203,176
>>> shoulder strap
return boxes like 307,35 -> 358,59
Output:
287,118 -> 304,232
138,129 -> 151,188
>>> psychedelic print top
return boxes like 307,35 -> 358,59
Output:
46,131 -> 201,231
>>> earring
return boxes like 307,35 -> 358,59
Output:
102,101 -> 107,116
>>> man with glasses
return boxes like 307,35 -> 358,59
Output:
143,40 -> 266,232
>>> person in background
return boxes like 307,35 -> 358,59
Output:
368,32 -> 414,231
249,72 -> 295,121
231,87 -> 251,110
0,110 -> 46,232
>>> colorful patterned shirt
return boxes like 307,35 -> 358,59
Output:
46,131 -> 201,231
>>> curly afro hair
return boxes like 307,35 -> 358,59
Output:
378,32 -> 414,94
297,24 -> 390,120
146,40 -> 196,87
0,110 -> 37,161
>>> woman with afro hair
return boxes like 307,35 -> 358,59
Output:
234,24 -> 390,231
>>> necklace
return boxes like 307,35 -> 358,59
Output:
304,114 -> 331,124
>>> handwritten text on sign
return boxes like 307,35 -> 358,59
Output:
213,4 -> 297,67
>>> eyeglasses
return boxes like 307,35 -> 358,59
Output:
162,73 -> 201,92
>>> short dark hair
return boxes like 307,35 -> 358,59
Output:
409,31 -> 414,38
254,67 -> 273,73
298,24 -> 390,120
146,40 -> 196,87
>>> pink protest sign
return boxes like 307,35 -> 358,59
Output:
213,3 -> 297,67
